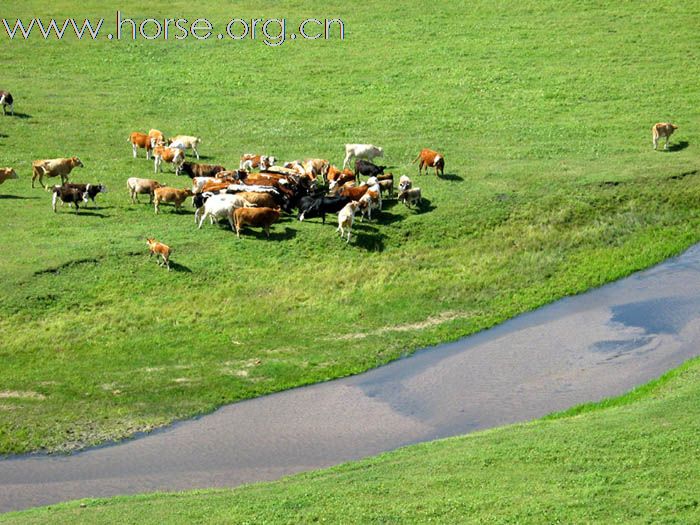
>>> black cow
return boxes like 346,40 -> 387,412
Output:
179,162 -> 227,179
355,159 -> 385,182
298,195 -> 351,223
61,183 -> 107,207
0,91 -> 13,116
52,186 -> 86,213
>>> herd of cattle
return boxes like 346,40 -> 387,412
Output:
0,89 -> 682,265
119,134 -> 436,245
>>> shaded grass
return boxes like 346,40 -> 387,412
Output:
4,358 -> 700,524
0,0 -> 699,453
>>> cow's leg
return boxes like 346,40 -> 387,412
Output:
52,193 -> 58,212
154,200 -> 159,214
9,103 -> 13,116
132,144 -> 138,158
197,212 -> 208,229
193,146 -> 200,160
653,134 -> 659,150
264,225 -> 270,238
665,136 -> 670,150
342,153 -> 351,170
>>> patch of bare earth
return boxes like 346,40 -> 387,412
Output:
335,311 -> 469,341
0,390 -> 46,400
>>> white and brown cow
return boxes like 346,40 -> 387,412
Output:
127,177 -> 162,204
129,132 -> 153,159
414,148 -> 445,176
0,167 -> 18,185
0,91 -> 14,116
652,123 -> 678,150
153,145 -> 185,174
169,135 -> 202,159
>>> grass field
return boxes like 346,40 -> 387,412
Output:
4,358 -> 700,524
1,0 -> 700,455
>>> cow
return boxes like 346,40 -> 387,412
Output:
399,175 -> 412,193
233,207 -> 281,238
297,195 -> 351,223
148,129 -> 165,149
59,183 -> 107,208
339,184 -> 370,201
179,161 -> 226,179
0,91 -> 14,116
336,201 -> 362,243
52,186 -> 87,213
342,144 -> 384,170
153,145 -> 185,175
652,123 -> 678,150
169,135 -> 202,159
153,187 -> 192,214
355,159 -> 385,182
303,159 -> 330,181
195,193 -> 255,230
127,177 -> 162,204
328,170 -> 356,191
377,178 -> 394,198
398,187 -> 422,208
146,238 -> 171,271
32,157 -> 84,189
240,154 -> 276,172
358,188 -> 381,221
128,132 -> 153,159
236,191 -> 279,209
0,167 -> 18,185
414,148 -> 445,176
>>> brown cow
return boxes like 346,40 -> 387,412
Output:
128,132 -> 153,159
233,207 -> 281,238
0,167 -> 18,185
146,238 -> 171,270
339,184 -> 370,201
154,187 -> 192,214
32,157 -> 84,189
413,148 -> 445,176
652,122 -> 678,150
240,154 -> 276,171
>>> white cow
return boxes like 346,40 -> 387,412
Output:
169,135 -> 202,159
337,201 -> 362,243
195,193 -> 255,230
342,144 -> 384,170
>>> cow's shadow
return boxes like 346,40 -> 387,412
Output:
0,133 -> 8,138
169,261 -> 192,273
348,222 -> 387,252
0,194 -> 38,200
10,112 -> 32,120
667,141 -> 689,152
236,226 -> 297,241
410,198 -> 436,215
668,169 -> 698,181
363,210 -> 402,226
439,173 -> 463,182
74,210 -> 109,218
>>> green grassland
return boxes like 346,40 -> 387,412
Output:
1,0 -> 699,454
4,358 -> 700,524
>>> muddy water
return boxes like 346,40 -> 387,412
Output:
2,245 -> 700,513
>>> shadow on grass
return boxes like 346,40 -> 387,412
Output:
669,169 -> 698,181
73,210 -> 109,218
34,258 -> 100,276
9,112 -> 32,120
351,225 -> 387,252
235,226 -> 298,241
0,194 -> 38,200
169,261 -> 192,273
439,173 -> 464,182
0,132 -> 7,138
667,141 -> 689,152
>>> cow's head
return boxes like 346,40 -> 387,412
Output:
72,157 -> 84,168
0,167 -> 17,179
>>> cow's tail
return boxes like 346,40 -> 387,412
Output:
412,153 -> 421,164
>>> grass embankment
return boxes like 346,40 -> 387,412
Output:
0,0 -> 699,453
4,358 -> 700,524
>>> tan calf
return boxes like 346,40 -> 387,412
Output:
146,238 -> 171,270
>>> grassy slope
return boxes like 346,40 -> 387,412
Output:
1,0 -> 700,453
4,359 -> 700,524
